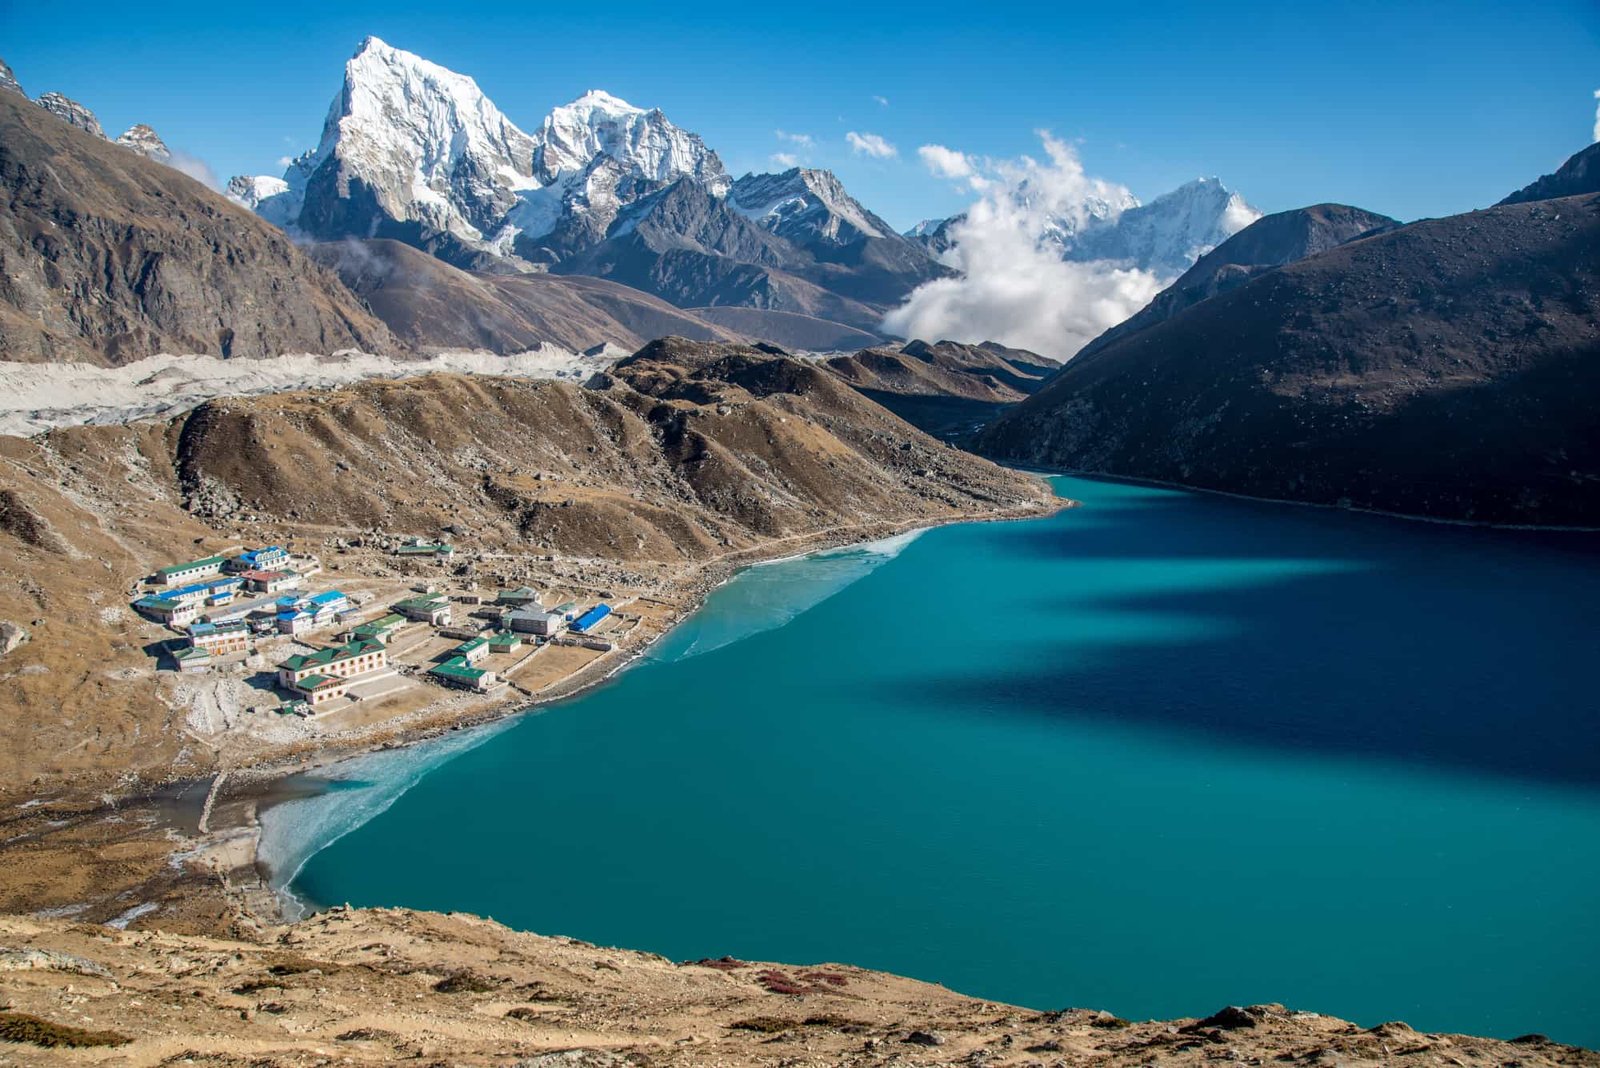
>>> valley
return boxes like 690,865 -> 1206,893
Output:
0,17 -> 1596,1066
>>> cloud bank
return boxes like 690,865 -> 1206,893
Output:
846,131 -> 897,159
883,133 -> 1164,359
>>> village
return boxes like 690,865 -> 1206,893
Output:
131,537 -> 639,728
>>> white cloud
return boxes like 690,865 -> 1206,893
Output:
873,95 -> 889,108
882,133 -> 1164,359
771,152 -> 800,169
846,131 -> 897,159
1593,89 -> 1599,142
168,149 -> 220,190
276,154 -> 294,168
775,129 -> 814,148
917,143 -> 976,181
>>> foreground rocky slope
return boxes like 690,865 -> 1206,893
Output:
0,88 -> 395,365
1,908 -> 1591,1066
983,176 -> 1600,525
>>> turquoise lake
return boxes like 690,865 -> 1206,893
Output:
263,476 -> 1600,1046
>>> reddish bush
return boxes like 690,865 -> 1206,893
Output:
688,956 -> 749,971
801,970 -> 849,987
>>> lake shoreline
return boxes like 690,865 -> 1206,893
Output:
269,474 -> 1600,1048
205,494 -> 1077,923
1010,464 -> 1600,533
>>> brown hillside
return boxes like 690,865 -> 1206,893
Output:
0,345 -> 1050,797
0,89 -> 395,365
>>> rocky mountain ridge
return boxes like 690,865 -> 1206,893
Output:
6,61 -> 179,168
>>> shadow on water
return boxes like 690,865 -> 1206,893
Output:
907,483 -> 1600,791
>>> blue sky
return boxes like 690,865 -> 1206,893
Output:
4,0 -> 1596,229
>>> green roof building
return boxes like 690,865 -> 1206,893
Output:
428,655 -> 497,692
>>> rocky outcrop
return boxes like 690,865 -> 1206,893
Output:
981,179 -> 1600,526
34,90 -> 104,138
0,58 -> 23,97
0,88 -> 396,364
0,621 -> 26,659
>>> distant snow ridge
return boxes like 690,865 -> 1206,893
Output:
229,37 -> 727,267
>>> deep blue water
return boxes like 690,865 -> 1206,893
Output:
267,477 -> 1600,1046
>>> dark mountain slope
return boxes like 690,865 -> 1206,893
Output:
1499,142 -> 1600,205
307,238 -> 747,352
982,193 -> 1600,525
825,339 -> 1061,439
0,88 -> 395,365
1074,203 -> 1397,361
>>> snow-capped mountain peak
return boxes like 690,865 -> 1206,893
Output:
1067,176 -> 1261,276
536,89 -> 727,191
227,38 -> 730,265
115,123 -> 171,162
731,167 -> 890,244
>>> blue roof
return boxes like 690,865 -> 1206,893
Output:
309,590 -> 347,605
150,577 -> 237,602
570,604 -> 612,633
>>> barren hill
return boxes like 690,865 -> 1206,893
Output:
0,88 -> 394,365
